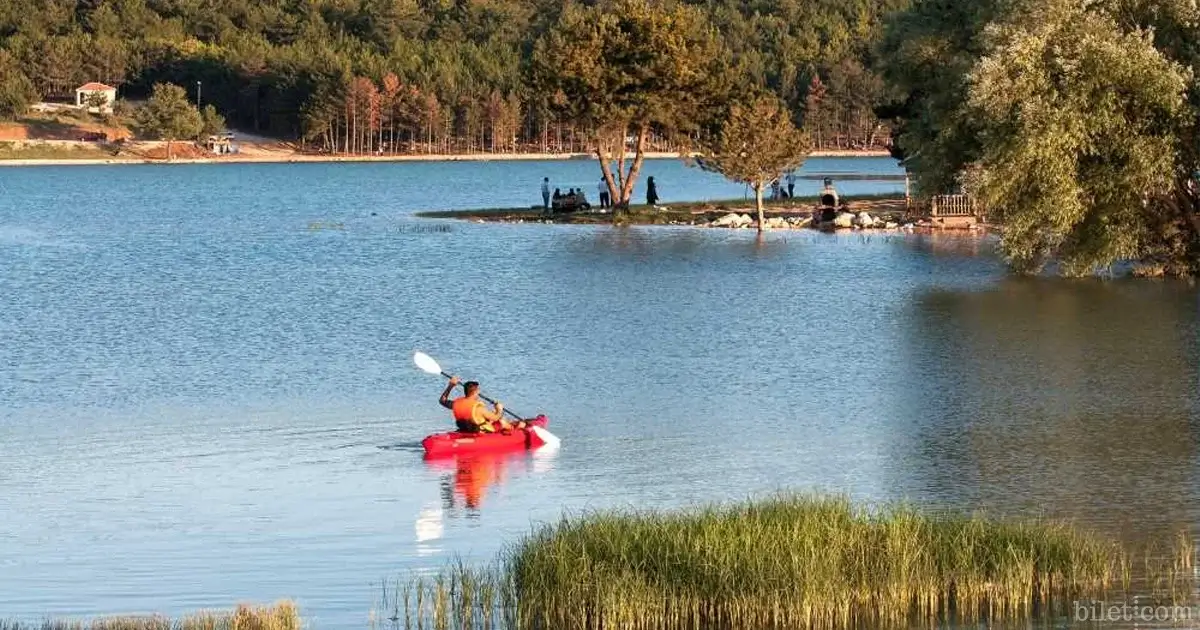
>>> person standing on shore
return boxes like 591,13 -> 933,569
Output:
785,171 -> 796,198
598,177 -> 610,209
646,176 -> 659,206
541,177 -> 551,212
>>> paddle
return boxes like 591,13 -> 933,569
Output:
413,351 -> 560,447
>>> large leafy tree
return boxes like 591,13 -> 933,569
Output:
878,0 -> 1003,194
529,0 -> 733,213
882,0 -> 1200,276
966,0 -> 1189,275
694,94 -> 811,231
135,82 -> 203,160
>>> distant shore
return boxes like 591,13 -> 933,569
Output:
0,146 -> 892,167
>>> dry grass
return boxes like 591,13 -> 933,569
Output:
0,601 -> 300,630
0,141 -> 116,160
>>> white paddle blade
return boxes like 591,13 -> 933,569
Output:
413,351 -> 443,375
531,426 -> 561,448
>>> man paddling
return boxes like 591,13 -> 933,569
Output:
439,376 -> 523,433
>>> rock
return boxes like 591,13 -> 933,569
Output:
855,212 -> 875,228
884,221 -> 899,229
833,212 -> 855,228
791,217 -> 813,229
764,217 -> 788,230
712,212 -> 742,227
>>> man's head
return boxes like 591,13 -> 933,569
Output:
463,381 -> 480,396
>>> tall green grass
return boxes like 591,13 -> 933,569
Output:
377,495 -> 1167,630
508,495 -> 1125,629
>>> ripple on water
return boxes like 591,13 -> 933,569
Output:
1,160 -> 1197,628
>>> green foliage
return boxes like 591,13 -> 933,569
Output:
694,93 -> 812,229
883,0 -> 1200,276
199,104 -> 225,138
532,0 -> 730,141
878,0 -> 1002,193
0,0 -> 906,150
0,49 -> 37,119
135,82 -> 203,157
966,0 -> 1188,275
531,0 -> 734,210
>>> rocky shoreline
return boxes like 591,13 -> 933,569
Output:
696,209 -> 988,232
439,200 -> 992,235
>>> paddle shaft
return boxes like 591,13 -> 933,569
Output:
440,370 -> 525,422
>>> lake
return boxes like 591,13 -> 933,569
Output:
1,157 -> 1198,628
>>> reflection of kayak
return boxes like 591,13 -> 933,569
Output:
425,451 -> 517,510
421,415 -> 550,458
450,453 -> 506,509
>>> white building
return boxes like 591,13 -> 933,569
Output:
75,82 -> 117,113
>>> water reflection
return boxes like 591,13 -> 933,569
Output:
900,231 -> 997,258
424,448 -> 559,515
893,278 -> 1200,545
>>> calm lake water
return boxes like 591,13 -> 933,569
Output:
2,157 -> 1198,628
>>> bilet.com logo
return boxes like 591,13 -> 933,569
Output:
1075,600 -> 1199,622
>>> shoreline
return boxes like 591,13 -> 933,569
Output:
0,148 -> 893,168
415,194 -> 996,235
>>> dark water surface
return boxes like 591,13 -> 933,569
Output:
1,159 -> 1198,628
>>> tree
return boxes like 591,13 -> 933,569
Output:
878,0 -> 1005,195
803,73 -> 828,149
0,51 -> 38,120
693,94 -> 811,231
135,83 -> 203,160
882,0 -> 1200,276
964,0 -> 1190,275
530,0 -> 733,214
200,104 -> 225,138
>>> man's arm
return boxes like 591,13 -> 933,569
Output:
481,401 -> 504,422
439,376 -> 460,409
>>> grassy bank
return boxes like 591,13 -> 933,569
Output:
0,142 -> 117,161
0,601 -> 299,630
415,193 -> 909,225
376,495 -> 1191,630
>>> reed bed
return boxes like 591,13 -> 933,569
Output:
0,601 -> 300,630
508,495 -> 1126,629
377,495 -> 1145,630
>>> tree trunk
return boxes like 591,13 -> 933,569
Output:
618,125 -> 649,208
596,141 -> 622,214
755,181 -> 766,232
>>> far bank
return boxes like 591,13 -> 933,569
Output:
0,140 -> 892,167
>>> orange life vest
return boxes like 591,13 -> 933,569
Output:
452,396 -> 482,423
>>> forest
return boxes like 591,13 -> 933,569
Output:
0,0 -> 910,153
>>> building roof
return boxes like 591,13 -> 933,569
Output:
76,82 -> 116,92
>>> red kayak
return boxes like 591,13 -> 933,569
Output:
422,415 -> 550,458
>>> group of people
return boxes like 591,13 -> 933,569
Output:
769,172 -> 799,200
539,175 -> 661,211
541,177 -> 603,212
